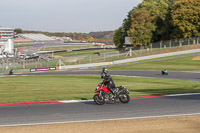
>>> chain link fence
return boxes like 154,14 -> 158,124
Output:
148,37 -> 199,49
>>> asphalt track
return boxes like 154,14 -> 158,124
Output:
17,70 -> 200,81
0,94 -> 200,127
0,70 -> 200,126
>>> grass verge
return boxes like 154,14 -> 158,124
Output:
105,53 -> 200,71
0,75 -> 200,103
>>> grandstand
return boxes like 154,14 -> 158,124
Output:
0,27 -> 14,40
19,34 -> 55,41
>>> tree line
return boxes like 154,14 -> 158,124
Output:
114,0 -> 200,49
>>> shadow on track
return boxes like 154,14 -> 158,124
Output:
73,97 -> 96,105
73,97 -> 126,105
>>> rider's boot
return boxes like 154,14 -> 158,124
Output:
111,89 -> 117,97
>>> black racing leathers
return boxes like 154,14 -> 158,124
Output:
103,75 -> 116,93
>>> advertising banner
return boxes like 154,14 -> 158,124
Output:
30,67 -> 56,72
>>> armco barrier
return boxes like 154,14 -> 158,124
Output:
30,67 -> 56,72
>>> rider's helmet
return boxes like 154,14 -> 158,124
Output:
101,68 -> 108,79
104,68 -> 108,74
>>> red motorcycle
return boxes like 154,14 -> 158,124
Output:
93,82 -> 130,105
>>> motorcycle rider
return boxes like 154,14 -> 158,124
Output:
161,68 -> 167,75
9,69 -> 13,75
101,68 -> 116,96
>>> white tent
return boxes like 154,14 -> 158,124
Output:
4,39 -> 14,54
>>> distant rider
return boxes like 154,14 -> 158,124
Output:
9,69 -> 13,75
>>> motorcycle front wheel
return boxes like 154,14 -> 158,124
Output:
93,94 -> 105,105
119,92 -> 130,103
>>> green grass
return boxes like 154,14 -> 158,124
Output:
0,75 -> 200,103
52,49 -> 120,65
107,54 -> 200,71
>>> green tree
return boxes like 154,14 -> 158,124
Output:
113,27 -> 125,49
128,10 -> 155,46
14,28 -> 23,34
171,0 -> 200,38
122,11 -> 133,37
137,0 -> 171,41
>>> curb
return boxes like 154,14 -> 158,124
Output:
0,93 -> 200,106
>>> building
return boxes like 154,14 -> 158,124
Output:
0,27 -> 15,55
19,34 -> 55,41
124,37 -> 132,46
0,39 -> 14,54
0,27 -> 14,40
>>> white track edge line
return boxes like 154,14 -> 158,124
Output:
0,113 -> 200,127
167,93 -> 200,97
59,100 -> 93,103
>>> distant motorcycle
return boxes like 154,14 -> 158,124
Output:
9,69 -> 13,75
161,69 -> 168,75
93,82 -> 130,105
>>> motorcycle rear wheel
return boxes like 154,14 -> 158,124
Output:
119,92 -> 130,103
93,94 -> 105,105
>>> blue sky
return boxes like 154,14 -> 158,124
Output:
1,0 -> 142,33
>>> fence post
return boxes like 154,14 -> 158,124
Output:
193,38 -> 196,44
23,60 -> 25,69
90,55 -> 91,62
160,41 -> 162,49
188,39 -> 190,45
150,43 -> 152,52
51,51 -> 54,59
169,40 -> 172,48
197,37 -> 199,45
130,48 -> 132,56
35,60 -> 37,68
179,39 -> 182,47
